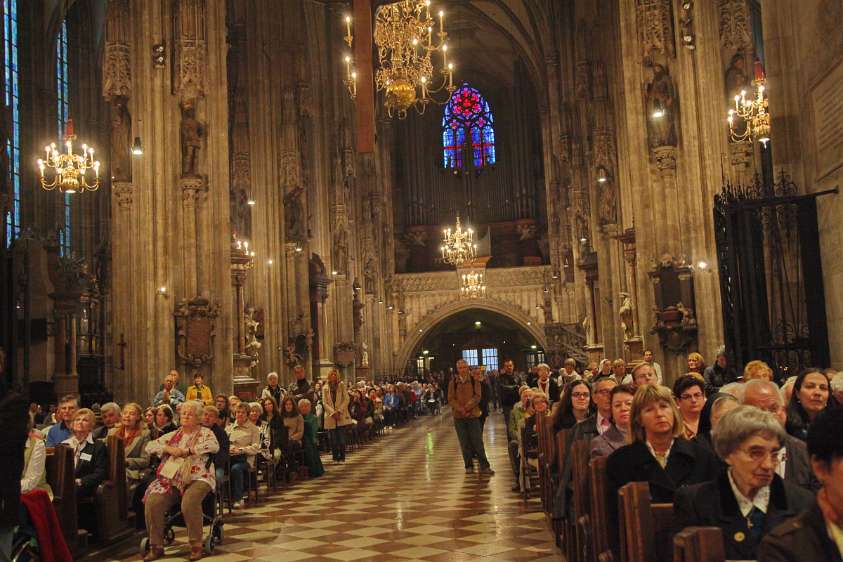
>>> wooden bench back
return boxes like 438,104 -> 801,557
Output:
555,428 -> 571,479
618,481 -> 674,562
45,445 -> 79,552
589,456 -> 613,562
97,434 -> 130,542
570,440 -> 591,562
107,434 -> 128,516
673,527 -> 726,562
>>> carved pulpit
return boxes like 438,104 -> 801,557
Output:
648,255 -> 698,352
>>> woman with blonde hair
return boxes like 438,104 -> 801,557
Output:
686,352 -> 706,376
110,402 -> 151,494
607,385 -> 718,503
743,359 -> 774,382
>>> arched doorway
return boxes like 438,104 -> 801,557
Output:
397,301 -> 547,375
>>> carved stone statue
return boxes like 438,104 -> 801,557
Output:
724,53 -> 749,102
333,223 -> 349,275
244,307 -> 261,366
180,100 -> 204,177
582,314 -> 592,344
598,182 -> 618,226
283,338 -> 303,368
361,342 -> 369,367
110,96 -> 132,182
364,256 -> 377,294
619,292 -> 635,340
645,63 -> 678,149
284,185 -> 306,243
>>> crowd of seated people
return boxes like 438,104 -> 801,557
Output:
507,348 -> 842,562
7,365 -> 444,561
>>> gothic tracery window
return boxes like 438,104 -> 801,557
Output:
57,20 -> 71,255
442,83 -> 496,171
4,0 -> 20,245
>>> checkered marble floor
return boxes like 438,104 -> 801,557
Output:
111,411 -> 560,561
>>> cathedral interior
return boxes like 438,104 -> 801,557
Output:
0,0 -> 841,403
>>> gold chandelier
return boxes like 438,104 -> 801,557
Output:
344,0 -> 455,119
727,60 -> 771,146
440,214 -> 476,267
460,270 -> 486,298
37,120 -> 100,194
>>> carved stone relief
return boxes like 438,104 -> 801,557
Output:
103,43 -> 132,100
174,0 -> 207,103
718,0 -> 752,51
636,0 -> 675,60
284,185 -> 307,243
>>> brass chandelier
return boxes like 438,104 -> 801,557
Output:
460,270 -> 486,298
37,120 -> 100,194
727,59 -> 771,146
440,214 -> 476,267
344,0 -> 455,119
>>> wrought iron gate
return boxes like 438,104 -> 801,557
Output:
713,172 -> 836,380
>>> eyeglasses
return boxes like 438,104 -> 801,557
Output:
572,392 -> 591,399
740,447 -> 784,464
679,392 -> 704,401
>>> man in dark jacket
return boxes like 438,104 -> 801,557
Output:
758,407 -> 843,562
703,347 -> 737,395
288,365 -> 316,405
202,405 -> 230,481
499,359 -> 520,439
742,379 -> 820,492
472,366 -> 491,429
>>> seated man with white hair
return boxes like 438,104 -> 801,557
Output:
93,401 -> 121,439
740,378 -> 818,492
261,371 -> 284,405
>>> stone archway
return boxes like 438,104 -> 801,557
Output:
395,299 -> 548,371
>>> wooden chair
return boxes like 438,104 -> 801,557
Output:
96,435 -> 131,542
588,456 -> 613,562
617,481 -> 674,562
46,445 -> 85,556
570,440 -> 592,562
673,527 -> 726,562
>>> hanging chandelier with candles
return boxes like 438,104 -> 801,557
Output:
460,270 -> 486,299
440,214 -> 476,267
727,59 -> 771,146
344,0 -> 456,119
37,119 -> 100,194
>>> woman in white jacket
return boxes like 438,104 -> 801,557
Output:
321,368 -> 352,462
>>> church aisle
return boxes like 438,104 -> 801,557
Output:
115,411 -> 559,562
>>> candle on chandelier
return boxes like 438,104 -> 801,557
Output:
344,55 -> 352,80
439,10 -> 444,34
345,15 -> 352,41
442,43 -> 448,68
448,63 -> 454,88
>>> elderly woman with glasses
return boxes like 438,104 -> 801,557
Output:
674,406 -> 813,560
143,401 -> 219,561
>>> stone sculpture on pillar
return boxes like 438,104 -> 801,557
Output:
645,63 -> 678,149
284,185 -> 306,243
619,292 -> 635,341
110,96 -> 132,182
333,223 -> 349,276
180,100 -> 204,178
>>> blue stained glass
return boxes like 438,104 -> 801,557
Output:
4,0 -> 20,245
57,20 -> 71,255
442,83 -> 496,171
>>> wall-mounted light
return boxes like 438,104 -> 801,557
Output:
596,165 -> 610,184
131,136 -> 143,156
474,321 -> 481,327
332,270 -> 338,276
152,44 -> 166,67
387,305 -> 394,311
530,344 -> 537,350
247,199 -> 256,206
294,245 -> 303,253
651,98 -> 666,119
422,350 -> 429,355
157,286 -> 168,297
267,259 -> 274,266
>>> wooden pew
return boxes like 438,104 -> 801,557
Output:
535,415 -> 555,512
549,428 -> 576,562
673,527 -> 726,562
570,440 -> 591,562
588,456 -> 613,562
95,435 -> 132,542
617,481 -> 674,562
46,445 -> 85,555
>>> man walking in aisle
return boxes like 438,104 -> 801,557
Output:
449,359 -> 495,475
499,359 -> 520,440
